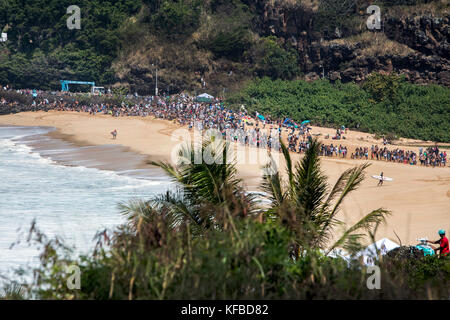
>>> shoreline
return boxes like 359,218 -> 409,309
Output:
0,123 -> 168,181
0,111 -> 449,245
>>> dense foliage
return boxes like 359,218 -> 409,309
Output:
13,218 -> 450,300
0,0 -> 142,89
151,0 -> 201,37
227,76 -> 450,142
245,36 -> 300,80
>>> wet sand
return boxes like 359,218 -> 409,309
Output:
1,111 -> 449,245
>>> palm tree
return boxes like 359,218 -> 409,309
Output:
261,137 -> 390,256
120,137 -> 257,236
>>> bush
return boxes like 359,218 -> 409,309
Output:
362,73 -> 403,103
226,76 -> 450,142
313,0 -> 362,39
0,0 -> 141,89
206,27 -> 252,60
7,217 -> 450,299
246,36 -> 300,80
152,0 -> 201,37
198,1 -> 253,61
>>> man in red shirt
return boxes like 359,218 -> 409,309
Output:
427,229 -> 449,257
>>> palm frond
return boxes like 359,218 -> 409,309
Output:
293,138 -> 328,218
316,163 -> 371,242
279,142 -> 295,194
327,163 -> 371,220
151,190 -> 206,229
326,208 -> 390,255
261,162 -> 285,207
150,160 -> 183,183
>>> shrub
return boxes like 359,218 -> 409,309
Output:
362,72 -> 403,103
226,76 -> 450,142
152,0 -> 201,37
206,27 -> 252,60
246,36 -> 300,80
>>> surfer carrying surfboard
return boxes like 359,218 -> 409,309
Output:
378,172 -> 384,186
371,173 -> 393,185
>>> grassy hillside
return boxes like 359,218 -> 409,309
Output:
1,0 -> 448,92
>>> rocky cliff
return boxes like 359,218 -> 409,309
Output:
247,1 -> 449,86
111,1 -> 449,94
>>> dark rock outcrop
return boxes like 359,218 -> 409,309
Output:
384,15 -> 450,59
247,1 -> 449,86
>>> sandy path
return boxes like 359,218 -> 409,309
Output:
1,111 -> 449,245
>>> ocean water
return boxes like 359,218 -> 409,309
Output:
0,126 -> 172,280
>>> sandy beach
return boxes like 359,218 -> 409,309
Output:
1,110 -> 449,245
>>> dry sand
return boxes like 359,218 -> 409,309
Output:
1,111 -> 449,245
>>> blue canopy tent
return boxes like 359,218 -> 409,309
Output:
283,118 -> 296,127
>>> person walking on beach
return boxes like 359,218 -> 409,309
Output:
427,230 -> 449,258
378,172 -> 384,186
111,129 -> 117,140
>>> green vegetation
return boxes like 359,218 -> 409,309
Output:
2,138 -> 448,299
0,0 -> 141,89
152,0 -> 201,37
314,0 -> 361,38
199,0 -> 253,61
262,140 -> 389,256
0,0 -> 447,93
246,36 -> 300,80
227,75 -> 450,142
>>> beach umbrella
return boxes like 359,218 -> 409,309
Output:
257,114 -> 265,121
301,120 -> 311,125
242,116 -> 253,123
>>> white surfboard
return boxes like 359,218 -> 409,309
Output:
372,175 -> 393,181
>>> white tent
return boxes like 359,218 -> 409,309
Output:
197,93 -> 214,99
327,248 -> 350,262
352,238 -> 400,266
327,238 -> 400,266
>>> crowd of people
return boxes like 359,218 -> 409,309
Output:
321,144 -> 349,158
0,86 -> 448,168
316,142 -> 447,168
349,145 -> 447,167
